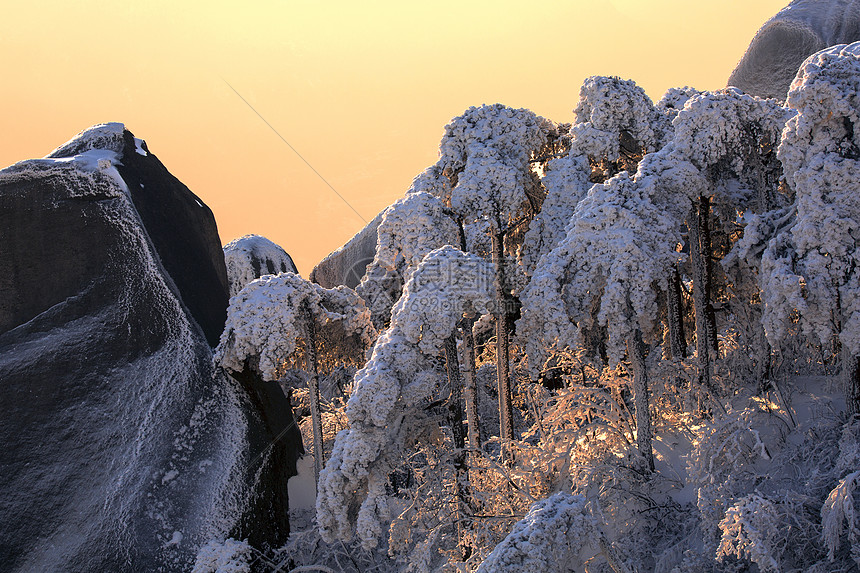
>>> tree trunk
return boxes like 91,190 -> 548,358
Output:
460,316 -> 481,450
697,195 -> 719,353
753,152 -> 773,395
688,202 -> 715,404
302,302 -> 325,489
667,263 -> 686,360
843,347 -> 860,417
627,328 -> 655,471
492,231 -> 514,445
444,334 -> 471,559
756,324 -> 772,394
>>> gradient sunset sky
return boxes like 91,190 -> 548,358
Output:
1,0 -> 786,274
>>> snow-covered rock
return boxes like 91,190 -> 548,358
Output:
728,0 -> 860,99
223,234 -> 298,297
0,124 -> 301,571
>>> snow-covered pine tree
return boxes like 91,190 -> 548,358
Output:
520,172 -> 682,469
357,166 -> 455,329
214,273 -> 375,485
641,88 -> 787,401
317,246 -> 494,551
357,190 -> 459,328
762,42 -> 860,415
520,76 -> 668,279
440,103 -> 552,445
570,76 -> 670,182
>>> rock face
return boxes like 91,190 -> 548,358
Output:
310,210 -> 383,289
729,0 -> 860,99
0,124 -> 302,571
224,234 -> 299,297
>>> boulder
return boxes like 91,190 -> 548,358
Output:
224,234 -> 299,297
729,0 -> 860,99
309,210 -> 383,289
0,124 -> 302,571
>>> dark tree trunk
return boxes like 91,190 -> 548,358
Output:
688,202 -> 715,403
492,232 -> 514,445
302,302 -> 325,488
844,347 -> 860,417
444,334 -> 471,558
697,195 -> 719,353
667,263 -> 686,360
460,316 -> 481,450
756,325 -> 772,394
628,328 -> 655,472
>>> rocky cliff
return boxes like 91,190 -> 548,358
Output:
0,124 -> 302,571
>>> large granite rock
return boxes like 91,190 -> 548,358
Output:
309,210 -> 383,289
729,0 -> 860,99
0,124 -> 302,571
224,234 -> 299,297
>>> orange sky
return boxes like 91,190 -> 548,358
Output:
0,1 -> 786,275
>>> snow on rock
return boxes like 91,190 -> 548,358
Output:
0,124 -> 297,571
761,42 -> 860,353
46,121 -> 128,157
223,234 -> 299,298
475,493 -> 600,573
317,246 -> 493,549
728,0 -> 860,100
190,538 -> 252,573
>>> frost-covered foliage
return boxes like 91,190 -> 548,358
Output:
223,234 -> 298,298
440,103 -> 550,178
475,493 -> 599,573
655,86 -> 702,121
717,493 -> 782,572
520,77 -> 678,277
572,76 -> 669,166
357,191 -> 459,327
405,162 -> 451,202
762,43 -> 860,354
190,538 -> 252,573
440,104 -> 549,236
821,470 -> 860,563
518,154 -> 592,276
670,89 -> 788,193
214,272 -> 374,380
686,408 -> 773,550
520,171 -> 681,369
317,247 -> 494,549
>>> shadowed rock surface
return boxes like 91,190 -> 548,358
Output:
729,0 -> 860,99
0,124 -> 301,571
310,210 -> 383,289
